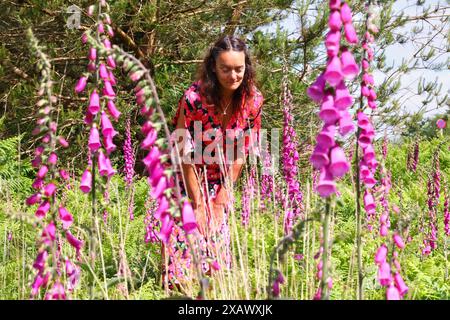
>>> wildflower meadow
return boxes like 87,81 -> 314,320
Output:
0,0 -> 449,301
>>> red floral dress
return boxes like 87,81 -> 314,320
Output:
165,81 -> 263,288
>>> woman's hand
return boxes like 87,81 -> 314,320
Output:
194,202 -> 207,236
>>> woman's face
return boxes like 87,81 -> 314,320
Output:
215,50 -> 246,95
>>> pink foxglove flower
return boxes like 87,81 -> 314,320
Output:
58,206 -> 73,230
88,126 -> 101,152
316,167 -> 337,197
106,100 -> 121,120
329,146 -> 350,178
80,169 -> 92,193
75,76 -> 88,93
36,201 -> 51,218
88,90 -> 100,115
181,201 -> 197,234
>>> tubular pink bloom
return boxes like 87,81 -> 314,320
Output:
36,201 -> 50,218
37,165 -> 48,179
363,190 -> 376,212
100,112 -> 115,137
393,233 -> 405,249
378,261 -> 391,286
58,206 -> 73,230
32,177 -> 44,189
328,10 -> 342,31
98,22 -> 104,34
181,201 -> 197,234
84,110 -> 94,125
329,0 -> 341,10
340,3 -> 352,24
99,63 -> 109,80
80,169 -> 92,193
41,221 -> 56,245
108,71 -> 117,86
103,38 -> 111,49
368,100 -> 377,109
45,281 -> 67,300
58,136 -> 69,148
334,81 -> 353,110
319,93 -> 339,124
158,213 -> 174,244
344,23 -> 358,44
33,250 -> 48,272
31,274 -> 44,296
26,193 -> 42,206
394,273 -> 408,296
361,85 -> 370,97
375,245 -> 387,265
316,167 -> 337,198
317,124 -> 336,149
43,183 -> 56,197
98,151 -> 109,176
81,32 -> 88,44
310,144 -> 330,170
362,59 -> 370,71
88,90 -> 100,115
129,71 -> 144,82
103,81 -> 115,97
66,231 -> 83,252
75,76 -> 88,93
358,133 -> 373,149
357,111 -> 370,127
363,144 -> 375,162
324,56 -> 343,86
103,135 -> 116,155
59,169 -> 69,180
141,129 -> 158,150
386,285 -> 400,300
363,73 -> 375,85
136,93 -> 146,105
143,146 -> 161,171
88,126 -> 101,152
154,196 -> 169,220
150,176 -> 168,199
359,161 -> 370,178
306,73 -> 326,103
325,31 -> 341,57
211,260 -> 221,271
380,224 -> 388,237
65,258 -> 80,291
107,25 -> 114,37
363,171 -> 377,188
340,49 -> 359,79
368,89 -> 377,101
35,146 -> 45,156
106,100 -> 121,120
48,152 -> 57,165
329,146 -> 350,177
107,55 -> 116,69
339,110 -> 355,136
141,121 -> 154,135
88,48 -> 97,61
105,158 -> 116,177
149,163 -> 164,187
87,63 -> 96,72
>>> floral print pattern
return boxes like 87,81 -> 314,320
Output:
164,81 -> 263,288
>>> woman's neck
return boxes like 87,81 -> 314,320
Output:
219,87 -> 234,101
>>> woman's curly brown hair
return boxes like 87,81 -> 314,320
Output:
197,35 -> 257,115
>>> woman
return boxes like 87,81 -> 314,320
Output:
166,35 -> 263,290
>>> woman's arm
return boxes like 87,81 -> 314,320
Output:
175,102 -> 207,234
